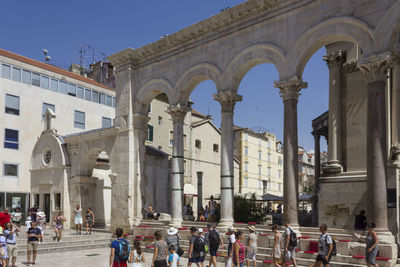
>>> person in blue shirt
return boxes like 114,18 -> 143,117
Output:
110,227 -> 130,267
168,245 -> 181,267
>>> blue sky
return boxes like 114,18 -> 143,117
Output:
2,0 -> 328,151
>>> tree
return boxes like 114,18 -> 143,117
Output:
234,193 -> 267,223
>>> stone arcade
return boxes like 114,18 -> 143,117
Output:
31,0 -> 400,263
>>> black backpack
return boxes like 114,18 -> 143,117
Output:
193,236 -> 205,253
208,230 -> 220,248
325,234 -> 337,256
288,228 -> 298,247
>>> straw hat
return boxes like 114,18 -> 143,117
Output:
167,227 -> 178,235
248,226 -> 256,232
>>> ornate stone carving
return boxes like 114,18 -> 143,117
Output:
167,104 -> 191,123
274,77 -> 308,102
343,61 -> 359,74
132,113 -> 150,131
213,90 -> 243,113
358,53 -> 392,84
390,143 -> 400,162
323,50 -> 346,69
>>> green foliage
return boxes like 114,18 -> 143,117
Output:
234,193 -> 267,223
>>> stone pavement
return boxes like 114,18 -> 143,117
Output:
14,248 -> 189,267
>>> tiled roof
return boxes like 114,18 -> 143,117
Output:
191,109 -> 208,118
0,48 -> 113,91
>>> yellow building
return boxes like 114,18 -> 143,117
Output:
234,127 -> 283,197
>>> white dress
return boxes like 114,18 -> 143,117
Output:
131,250 -> 143,267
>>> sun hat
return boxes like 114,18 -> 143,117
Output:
248,226 -> 256,232
198,228 -> 203,233
167,227 -> 178,235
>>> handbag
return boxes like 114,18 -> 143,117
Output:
177,237 -> 184,256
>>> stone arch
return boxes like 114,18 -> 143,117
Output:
31,133 -> 68,170
224,43 -> 287,91
175,63 -> 222,104
375,1 -> 400,51
136,78 -> 176,107
289,17 -> 376,78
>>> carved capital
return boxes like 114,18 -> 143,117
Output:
343,61 -> 359,74
213,90 -> 243,113
358,53 -> 392,84
393,54 -> 400,66
323,50 -> 346,69
167,104 -> 191,123
132,113 -> 150,131
274,77 -> 307,102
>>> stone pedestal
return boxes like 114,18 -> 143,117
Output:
274,78 -> 307,227
213,90 -> 242,228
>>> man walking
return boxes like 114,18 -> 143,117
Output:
315,224 -> 333,267
282,221 -> 298,267
206,224 -> 224,267
26,221 -> 41,266
4,222 -> 19,267
188,226 -> 201,267
109,227 -> 130,267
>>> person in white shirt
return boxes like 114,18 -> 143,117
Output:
226,226 -> 236,267
315,224 -> 333,267
282,221 -> 298,267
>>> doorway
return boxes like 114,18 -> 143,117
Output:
44,194 -> 50,223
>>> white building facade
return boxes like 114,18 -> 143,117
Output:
0,49 -> 115,214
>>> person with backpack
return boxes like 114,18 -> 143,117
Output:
188,226 -> 202,267
110,227 -> 131,267
152,230 -> 168,267
282,221 -> 298,267
205,223 -> 224,267
315,224 -> 334,267
166,227 -> 184,257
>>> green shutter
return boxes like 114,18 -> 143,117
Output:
148,125 -> 154,141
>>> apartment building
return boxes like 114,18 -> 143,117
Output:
0,49 -> 115,212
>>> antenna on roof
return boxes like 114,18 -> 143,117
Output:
43,49 -> 51,64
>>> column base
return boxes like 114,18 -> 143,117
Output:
169,219 -> 183,228
323,161 -> 343,174
218,219 -> 234,230
375,230 -> 396,244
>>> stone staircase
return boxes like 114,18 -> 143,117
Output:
131,220 -> 397,267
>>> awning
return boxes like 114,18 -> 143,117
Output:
262,193 -> 283,202
299,194 -> 313,201
184,183 -> 198,197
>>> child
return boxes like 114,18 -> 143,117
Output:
130,239 -> 145,267
0,227 -> 7,267
168,244 -> 181,267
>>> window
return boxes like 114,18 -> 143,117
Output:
267,153 -> 271,162
41,76 -> 49,89
42,103 -> 55,118
169,131 -> 173,146
244,146 -> 248,156
112,97 -> 116,107
244,177 -> 248,187
3,163 -> 18,177
267,140 -> 271,149
278,157 -> 282,166
183,134 -> 187,150
67,83 -> 76,96
55,193 -> 61,210
148,103 -> 152,113
278,170 -> 281,178
267,167 -> 271,176
59,81 -> 67,94
85,89 -> 91,100
102,117 -> 112,128
244,133 -> 248,141
258,165 -> 262,175
12,67 -> 21,82
245,163 -> 248,172
35,194 -> 40,207
106,95 -> 112,106
258,138 -> 261,146
278,183 -> 282,191
5,94 -> 20,115
158,116 -> 163,125
50,79 -> 58,92
184,160 -> 187,176
4,129 -> 19,149
147,125 -> 154,141
77,86 -> 84,99
74,110 -> 85,129
32,73 -> 40,87
99,93 -> 105,104
213,144 -> 219,152
195,139 -> 201,149
22,70 -> 31,84
92,91 -> 99,103
1,64 -> 11,79
268,182 -> 271,190
258,150 -> 262,160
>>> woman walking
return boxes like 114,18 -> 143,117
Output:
53,211 -> 66,242
233,231 -> 246,267
130,240 -> 145,267
152,230 -> 168,267
73,204 -> 83,235
271,224 -> 282,267
85,208 -> 95,235
355,222 -> 379,267
246,226 -> 258,267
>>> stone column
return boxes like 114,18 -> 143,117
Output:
132,113 -> 150,226
274,78 -> 307,227
391,46 -> 400,144
312,134 -> 321,226
213,90 -> 242,227
262,180 -> 268,210
323,51 -> 345,173
197,171 -> 203,217
168,104 -> 191,227
359,53 -> 392,235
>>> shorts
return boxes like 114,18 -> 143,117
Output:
210,247 -> 219,256
27,241 -> 38,252
7,243 -> 17,258
75,217 -> 83,224
247,251 -> 256,260
316,254 -> 331,264
285,248 -> 296,260
112,261 -> 127,267
56,224 -> 63,230
189,256 -> 204,263
154,259 -> 168,267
